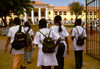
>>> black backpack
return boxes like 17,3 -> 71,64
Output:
39,30 -> 55,53
75,27 -> 85,46
12,25 -> 27,50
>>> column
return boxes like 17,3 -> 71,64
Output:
31,8 -> 34,25
45,8 -> 48,20
38,8 -> 41,20
24,9 -> 27,22
24,12 -> 27,22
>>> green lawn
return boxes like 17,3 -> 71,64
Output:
0,25 -> 100,69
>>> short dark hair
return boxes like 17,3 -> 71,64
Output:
39,19 -> 47,28
24,21 -> 30,27
13,17 -> 21,25
54,15 -> 62,24
75,19 -> 82,26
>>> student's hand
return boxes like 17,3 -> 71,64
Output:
67,49 -> 69,55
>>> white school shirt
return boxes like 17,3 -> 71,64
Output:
7,25 -> 25,55
33,28 -> 60,67
50,25 -> 69,57
24,27 -> 34,38
72,26 -> 87,51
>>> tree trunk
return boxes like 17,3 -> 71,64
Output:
1,17 -> 7,27
76,15 -> 78,20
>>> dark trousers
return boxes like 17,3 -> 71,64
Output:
74,50 -> 83,69
54,43 -> 65,69
41,66 -> 51,69
54,57 -> 64,69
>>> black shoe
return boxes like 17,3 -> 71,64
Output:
27,59 -> 32,64
20,65 -> 26,69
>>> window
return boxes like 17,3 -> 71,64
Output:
94,11 -> 96,15
71,12 -> 73,15
59,11 -> 62,15
49,11 -> 51,15
55,11 -> 57,15
64,11 -> 66,15
90,11 -> 92,15
64,18 -> 67,20
90,18 -> 92,20
71,18 -> 73,20
34,12 -> 38,16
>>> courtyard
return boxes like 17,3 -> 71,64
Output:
0,25 -> 100,69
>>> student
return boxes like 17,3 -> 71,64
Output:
50,15 -> 69,69
24,21 -> 34,64
71,19 -> 87,69
33,19 -> 60,69
4,17 -> 25,69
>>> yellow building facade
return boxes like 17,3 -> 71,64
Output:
26,0 -> 99,24
0,0 -> 99,25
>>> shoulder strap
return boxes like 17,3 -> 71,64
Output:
39,31 -> 47,38
76,27 -> 79,35
18,25 -> 21,32
76,27 -> 84,36
39,30 -> 51,38
48,29 -> 51,37
27,27 -> 30,33
81,28 -> 84,36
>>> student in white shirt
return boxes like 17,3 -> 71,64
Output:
24,21 -> 34,64
4,17 -> 25,69
33,19 -> 60,69
50,15 -> 69,69
71,19 -> 87,69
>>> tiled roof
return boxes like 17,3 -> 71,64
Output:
34,0 -> 47,5
53,6 -> 70,10
84,7 -> 99,10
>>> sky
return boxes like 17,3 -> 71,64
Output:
32,0 -> 85,6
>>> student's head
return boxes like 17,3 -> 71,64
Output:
13,17 -> 21,25
54,15 -> 62,32
24,21 -> 31,28
54,15 -> 62,24
75,19 -> 82,26
39,19 -> 47,29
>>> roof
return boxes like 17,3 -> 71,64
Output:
29,0 -> 49,6
84,7 -> 99,11
53,6 -> 70,10
35,1 -> 45,4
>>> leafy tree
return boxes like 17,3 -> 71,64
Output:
0,0 -> 33,27
69,2 -> 84,19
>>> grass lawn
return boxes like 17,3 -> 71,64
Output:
0,25 -> 100,69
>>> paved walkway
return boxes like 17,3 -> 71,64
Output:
0,36 -> 100,69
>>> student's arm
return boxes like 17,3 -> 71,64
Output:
4,37 -> 11,53
71,28 -> 75,41
55,38 -> 60,47
71,36 -> 74,41
65,37 -> 69,55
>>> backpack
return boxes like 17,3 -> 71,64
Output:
25,28 -> 32,46
75,27 -> 85,46
39,30 -> 55,53
12,25 -> 27,50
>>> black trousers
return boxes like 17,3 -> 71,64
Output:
54,43 -> 65,69
74,50 -> 83,69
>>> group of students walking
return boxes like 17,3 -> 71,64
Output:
4,15 -> 86,69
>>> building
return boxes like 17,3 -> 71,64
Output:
0,0 -> 99,25
23,0 -> 99,25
